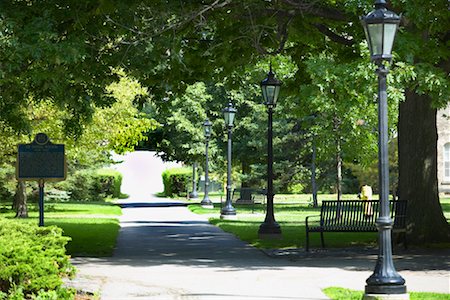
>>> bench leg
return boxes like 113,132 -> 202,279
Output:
403,232 -> 407,250
306,230 -> 310,252
320,231 -> 325,249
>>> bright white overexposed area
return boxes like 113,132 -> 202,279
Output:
111,151 -> 181,200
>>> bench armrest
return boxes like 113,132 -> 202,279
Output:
305,215 -> 321,228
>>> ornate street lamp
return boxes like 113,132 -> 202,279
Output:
221,102 -> 237,219
361,1 -> 407,298
258,65 -> 282,238
201,118 -> 214,208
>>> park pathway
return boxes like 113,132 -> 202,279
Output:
69,152 -> 450,299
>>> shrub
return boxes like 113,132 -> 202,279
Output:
162,167 -> 192,197
0,164 -> 15,203
0,218 -> 75,299
95,169 -> 122,198
55,168 -> 123,201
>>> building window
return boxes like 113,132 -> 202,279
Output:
445,143 -> 450,180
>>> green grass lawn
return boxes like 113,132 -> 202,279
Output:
0,201 -> 121,257
323,287 -> 450,300
189,196 -> 450,250
189,202 -> 378,249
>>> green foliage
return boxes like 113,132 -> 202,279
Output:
55,169 -> 122,201
162,167 -> 192,197
95,169 -> 123,198
323,287 -> 450,300
0,202 -> 121,257
0,218 -> 75,298
0,164 -> 14,203
47,218 -> 120,257
0,0 -> 120,135
322,287 -> 364,300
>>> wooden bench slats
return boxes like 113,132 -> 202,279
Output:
305,200 -> 407,251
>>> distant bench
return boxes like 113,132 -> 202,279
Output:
305,200 -> 407,251
223,188 -> 266,213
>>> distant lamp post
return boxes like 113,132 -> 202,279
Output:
361,1 -> 407,298
201,119 -> 214,208
258,65 -> 282,238
221,102 -> 237,219
189,162 -> 198,199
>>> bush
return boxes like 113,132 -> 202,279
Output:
162,167 -> 192,197
0,164 -> 15,203
55,168 -> 122,201
95,169 -> 122,198
0,218 -> 75,299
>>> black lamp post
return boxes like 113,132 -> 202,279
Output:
201,119 -> 214,208
258,65 -> 282,238
361,1 -> 407,298
189,162 -> 198,199
221,102 -> 237,219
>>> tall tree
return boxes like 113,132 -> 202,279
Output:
392,0 -> 450,243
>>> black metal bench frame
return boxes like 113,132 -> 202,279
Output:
229,188 -> 266,213
305,200 -> 407,251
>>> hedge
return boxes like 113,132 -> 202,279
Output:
54,168 -> 122,201
162,167 -> 192,197
0,218 -> 75,299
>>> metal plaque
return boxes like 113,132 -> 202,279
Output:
16,134 -> 67,181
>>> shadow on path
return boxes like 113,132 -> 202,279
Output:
117,202 -> 191,208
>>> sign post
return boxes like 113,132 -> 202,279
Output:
38,179 -> 45,227
16,133 -> 66,226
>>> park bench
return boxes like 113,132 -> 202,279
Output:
230,188 -> 266,213
305,200 -> 407,251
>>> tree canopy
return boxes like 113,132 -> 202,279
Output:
1,0 -> 448,243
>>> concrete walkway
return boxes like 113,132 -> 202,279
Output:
69,152 -> 449,299
70,196 -> 450,299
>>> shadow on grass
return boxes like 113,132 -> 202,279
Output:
209,218 -> 378,250
46,218 -> 120,257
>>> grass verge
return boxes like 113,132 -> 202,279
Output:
0,201 -> 121,257
323,287 -> 450,300
188,203 -> 378,249
189,197 -> 450,249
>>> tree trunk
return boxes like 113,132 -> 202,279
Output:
14,181 -> 28,218
336,143 -> 342,202
334,115 -> 342,202
311,140 -> 318,207
398,90 -> 450,244
241,161 -> 252,188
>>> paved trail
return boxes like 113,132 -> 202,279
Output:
69,152 -> 450,299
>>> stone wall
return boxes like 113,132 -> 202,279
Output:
437,107 -> 450,193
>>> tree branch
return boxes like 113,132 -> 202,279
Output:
280,0 -> 348,21
313,23 -> 355,46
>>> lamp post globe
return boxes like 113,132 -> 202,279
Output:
362,1 -> 407,299
260,65 -> 281,107
201,118 -> 214,208
258,65 -> 282,238
221,102 -> 237,219
362,0 -> 401,63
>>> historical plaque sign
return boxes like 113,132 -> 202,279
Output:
16,133 -> 66,226
17,133 -> 66,181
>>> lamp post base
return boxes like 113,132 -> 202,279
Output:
364,293 -> 409,300
365,285 -> 407,295
220,206 -> 237,219
220,213 -> 237,220
189,191 -> 199,199
258,222 -> 282,239
201,203 -> 214,209
200,197 -> 214,209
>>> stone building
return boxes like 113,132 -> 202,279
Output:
437,107 -> 450,194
